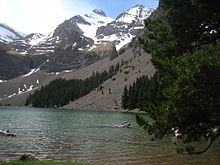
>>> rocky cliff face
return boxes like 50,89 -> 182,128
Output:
53,20 -> 94,49
0,47 -> 46,80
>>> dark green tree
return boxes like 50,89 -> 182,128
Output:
136,0 -> 220,154
160,0 -> 220,52
122,85 -> 128,109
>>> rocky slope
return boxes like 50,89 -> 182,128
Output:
0,36 -> 155,110
63,48 -> 155,111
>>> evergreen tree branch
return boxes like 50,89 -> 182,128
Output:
188,132 -> 220,155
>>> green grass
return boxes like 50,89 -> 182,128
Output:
0,160 -> 90,165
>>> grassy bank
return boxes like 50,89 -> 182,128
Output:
0,160 -> 89,165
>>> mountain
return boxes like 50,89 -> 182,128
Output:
8,32 -> 55,55
0,36 -> 155,109
7,5 -> 154,55
96,5 -> 154,50
7,9 -> 113,56
0,5 -> 156,108
3,5 -> 153,76
0,23 -> 25,43
72,9 -> 113,39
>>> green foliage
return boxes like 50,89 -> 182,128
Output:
27,77 -> 101,108
132,0 -> 220,154
121,73 -> 164,111
140,19 -> 178,59
161,0 -> 220,51
122,85 -> 128,109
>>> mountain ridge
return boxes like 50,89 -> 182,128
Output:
0,5 -> 156,109
0,5 -> 154,79
1,5 -> 154,53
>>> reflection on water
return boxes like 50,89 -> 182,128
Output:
0,107 -> 219,165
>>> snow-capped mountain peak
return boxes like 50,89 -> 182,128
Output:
95,5 -> 154,50
0,23 -> 25,43
83,9 -> 113,25
24,33 -> 46,46
116,5 -> 154,24
77,9 -> 113,39
4,5 -> 154,56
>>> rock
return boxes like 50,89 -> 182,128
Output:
92,9 -> 107,17
19,154 -> 38,161
109,45 -> 119,61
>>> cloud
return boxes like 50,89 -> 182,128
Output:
0,0 -> 96,34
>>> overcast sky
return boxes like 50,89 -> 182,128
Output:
0,0 -> 158,34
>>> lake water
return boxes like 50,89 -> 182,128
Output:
0,107 -> 219,165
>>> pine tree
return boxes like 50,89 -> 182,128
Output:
122,85 -> 128,109
136,0 -> 220,154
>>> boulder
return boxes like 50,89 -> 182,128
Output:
19,154 -> 38,161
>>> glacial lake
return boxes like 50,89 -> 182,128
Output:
0,107 -> 219,165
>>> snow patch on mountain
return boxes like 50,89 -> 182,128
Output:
8,93 -> 16,98
95,33 -> 135,50
94,5 -> 154,50
22,68 -> 40,77
0,23 -> 24,43
1,83 -> 38,100
14,84 -> 36,96
116,34 -> 135,50
28,33 -> 47,45
0,26 -> 17,42
8,31 -> 57,55
116,5 -> 154,24
0,80 -> 7,83
22,32 -> 54,46
77,9 -> 113,39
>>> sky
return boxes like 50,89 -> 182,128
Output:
0,0 -> 159,34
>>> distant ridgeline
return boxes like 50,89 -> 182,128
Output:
26,64 -> 120,108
